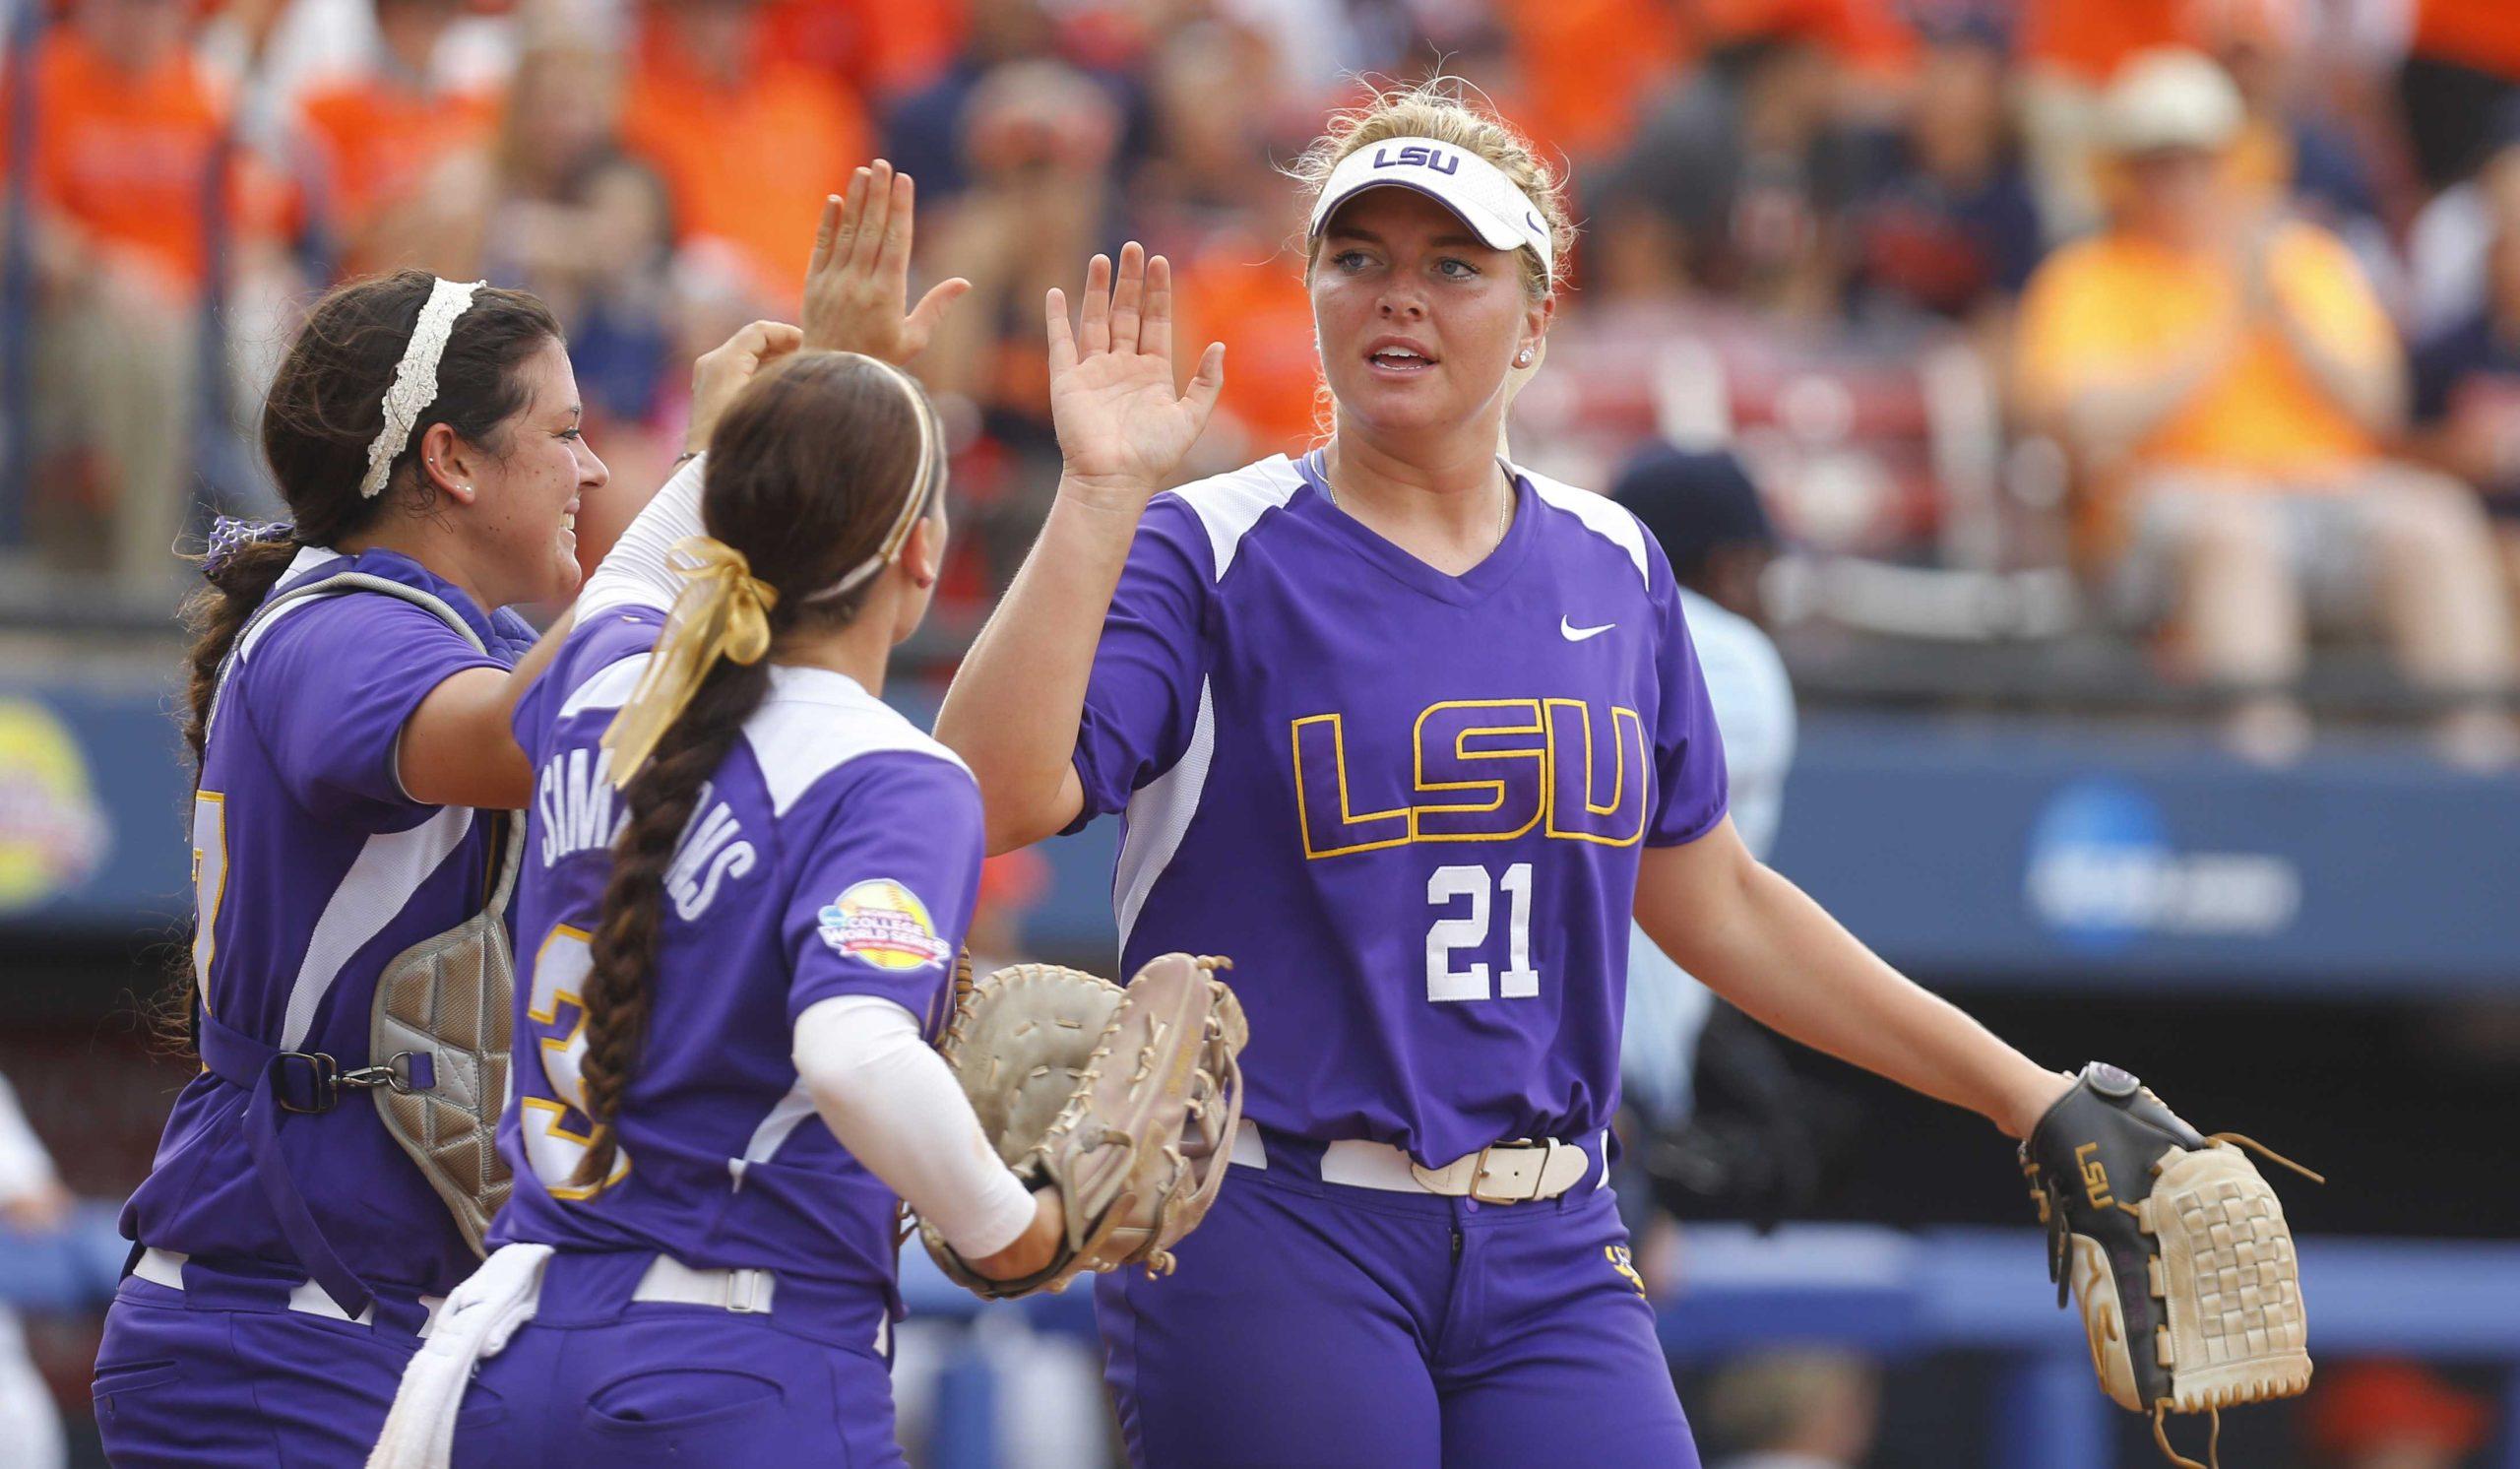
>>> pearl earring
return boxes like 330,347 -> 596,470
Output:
1515,349 -> 1533,367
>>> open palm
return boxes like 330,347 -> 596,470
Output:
1047,243 -> 1227,498
801,159 -> 970,363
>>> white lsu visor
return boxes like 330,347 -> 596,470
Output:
1307,136 -> 1553,280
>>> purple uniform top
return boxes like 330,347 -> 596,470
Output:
1071,451 -> 1729,1168
491,606 -> 981,1307
125,547 -> 537,1297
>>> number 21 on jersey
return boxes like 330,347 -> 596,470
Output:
1426,862 -> 1539,1001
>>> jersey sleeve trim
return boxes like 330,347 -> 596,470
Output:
1519,466 -> 1653,590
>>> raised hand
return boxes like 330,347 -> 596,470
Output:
1046,243 -> 1226,506
802,159 -> 972,363
684,319 -> 804,455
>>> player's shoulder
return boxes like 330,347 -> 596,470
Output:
742,668 -> 975,821
1148,454 -> 1309,584
234,548 -> 489,673
1515,463 -> 1657,594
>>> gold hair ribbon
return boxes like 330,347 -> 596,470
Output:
600,536 -> 778,788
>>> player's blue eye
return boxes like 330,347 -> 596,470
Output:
1330,250 -> 1371,272
559,428 -> 583,442
1437,258 -> 1479,280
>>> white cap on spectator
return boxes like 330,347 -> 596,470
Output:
1307,136 -> 1555,278
2098,48 -> 2245,156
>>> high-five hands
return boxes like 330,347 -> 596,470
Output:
803,159 -> 972,362
1046,242 -> 1227,508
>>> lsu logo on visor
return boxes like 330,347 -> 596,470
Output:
818,878 -> 953,971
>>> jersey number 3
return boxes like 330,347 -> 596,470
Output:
1426,862 -> 1539,1001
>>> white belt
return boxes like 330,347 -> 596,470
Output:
631,1254 -> 777,1314
626,1255 -> 890,1354
133,1246 -> 447,1335
1229,1121 -> 1600,1204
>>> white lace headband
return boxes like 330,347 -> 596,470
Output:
800,356 -> 943,604
360,277 -> 486,499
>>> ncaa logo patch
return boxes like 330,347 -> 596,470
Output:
819,878 -> 953,971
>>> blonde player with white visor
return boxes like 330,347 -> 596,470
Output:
939,81 -> 2098,1467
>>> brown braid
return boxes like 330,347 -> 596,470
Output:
563,351 -> 946,1188
154,271 -> 561,1054
569,657 -> 771,1186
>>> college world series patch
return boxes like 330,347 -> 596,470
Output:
819,878 -> 954,970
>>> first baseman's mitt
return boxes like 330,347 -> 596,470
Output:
2022,1062 -> 2322,1469
921,952 -> 1247,1300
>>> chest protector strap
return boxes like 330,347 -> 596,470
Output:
198,567 -> 521,1314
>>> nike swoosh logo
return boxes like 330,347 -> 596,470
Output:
1560,617 -> 1613,642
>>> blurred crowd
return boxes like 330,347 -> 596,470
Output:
9,0 -> 2520,757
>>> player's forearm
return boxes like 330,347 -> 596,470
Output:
934,482 -> 1141,850
793,995 -> 1040,1258
1643,845 -> 2064,1137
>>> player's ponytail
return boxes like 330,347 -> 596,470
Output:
568,351 -> 945,1188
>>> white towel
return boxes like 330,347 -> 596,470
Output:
367,1244 -> 553,1469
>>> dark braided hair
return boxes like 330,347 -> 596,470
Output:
569,351 -> 944,1187
156,272 -> 560,1054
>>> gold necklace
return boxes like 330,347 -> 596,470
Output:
1322,462 -> 1512,552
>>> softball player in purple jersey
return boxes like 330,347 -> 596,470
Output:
404,347 -> 1062,1469
94,271 -> 611,1468
939,82 -> 2076,1468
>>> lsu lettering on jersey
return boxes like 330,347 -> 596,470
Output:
1071,451 -> 1728,1167
493,604 -> 982,1307
126,547 -> 536,1296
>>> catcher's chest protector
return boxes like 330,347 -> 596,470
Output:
369,816 -> 518,1254
211,569 -> 520,1256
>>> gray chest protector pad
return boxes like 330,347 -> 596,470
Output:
214,569 -> 520,1256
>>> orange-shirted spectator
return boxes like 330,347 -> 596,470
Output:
621,0 -> 871,308
2016,49 -> 2515,763
296,0 -> 501,278
762,0 -> 966,102
1177,232 -> 1318,460
2401,0 -> 2520,189
7,0 -> 293,589
2016,0 -> 2196,238
1485,0 -> 1689,164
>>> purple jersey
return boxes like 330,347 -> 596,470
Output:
124,547 -> 537,1296
1071,452 -> 1728,1167
492,605 -> 982,1307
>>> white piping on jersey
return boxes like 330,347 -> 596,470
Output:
741,666 -> 971,818
280,804 -> 474,1050
1519,464 -> 1653,590
1171,455 -> 1303,580
1102,459 -> 1299,946
727,1080 -> 818,1191
1116,678 -> 1216,952
558,653 -> 652,720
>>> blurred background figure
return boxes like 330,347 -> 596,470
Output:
6,0 -> 296,593
293,0 -> 497,278
2301,1361 -> 2494,1469
2014,47 -> 2515,765
1700,1350 -> 1881,1469
0,1071 -> 69,1469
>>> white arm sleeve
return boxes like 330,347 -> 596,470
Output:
792,994 -> 1039,1260
577,452 -> 709,620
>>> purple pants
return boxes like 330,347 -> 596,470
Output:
1096,1132 -> 1700,1469
93,1261 -> 434,1467
450,1250 -> 906,1468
